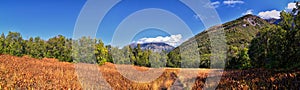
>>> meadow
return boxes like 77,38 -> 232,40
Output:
0,54 -> 299,89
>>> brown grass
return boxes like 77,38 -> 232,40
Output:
0,54 -> 299,89
0,54 -> 81,89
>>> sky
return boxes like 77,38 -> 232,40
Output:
0,0 -> 297,46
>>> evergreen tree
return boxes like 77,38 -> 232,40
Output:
0,33 -> 5,54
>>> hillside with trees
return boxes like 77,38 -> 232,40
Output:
249,6 -> 300,69
168,14 -> 272,69
167,3 -> 300,70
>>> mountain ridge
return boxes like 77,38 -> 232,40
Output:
130,42 -> 175,52
167,14 -> 272,68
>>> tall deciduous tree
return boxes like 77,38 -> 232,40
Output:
5,32 -> 24,56
249,25 -> 287,68
95,39 -> 108,65
72,36 -> 96,63
32,37 -> 46,58
167,50 -> 181,68
46,35 -> 71,62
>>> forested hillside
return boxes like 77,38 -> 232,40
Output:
168,3 -> 300,69
112,4 -> 300,69
167,14 -> 271,68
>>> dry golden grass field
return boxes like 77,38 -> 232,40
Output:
0,54 -> 299,89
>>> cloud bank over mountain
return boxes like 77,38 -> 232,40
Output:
257,2 -> 297,20
258,10 -> 281,19
133,34 -> 182,46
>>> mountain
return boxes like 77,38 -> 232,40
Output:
177,14 -> 271,52
131,42 -> 175,52
265,18 -> 281,24
167,14 -> 272,68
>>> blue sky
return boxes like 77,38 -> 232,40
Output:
0,0 -> 297,45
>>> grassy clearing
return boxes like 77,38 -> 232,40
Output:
0,54 -> 299,89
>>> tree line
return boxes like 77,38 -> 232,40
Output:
0,33 -> 73,62
0,32 -> 166,67
249,3 -> 300,69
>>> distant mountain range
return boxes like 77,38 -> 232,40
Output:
130,42 -> 174,52
265,18 -> 281,24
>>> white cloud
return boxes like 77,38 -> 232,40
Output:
211,1 -> 221,8
257,2 -> 297,19
258,10 -> 281,19
285,2 -> 297,12
242,9 -> 253,15
286,2 -> 296,10
223,0 -> 244,5
133,34 -> 182,46
204,1 -> 220,9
